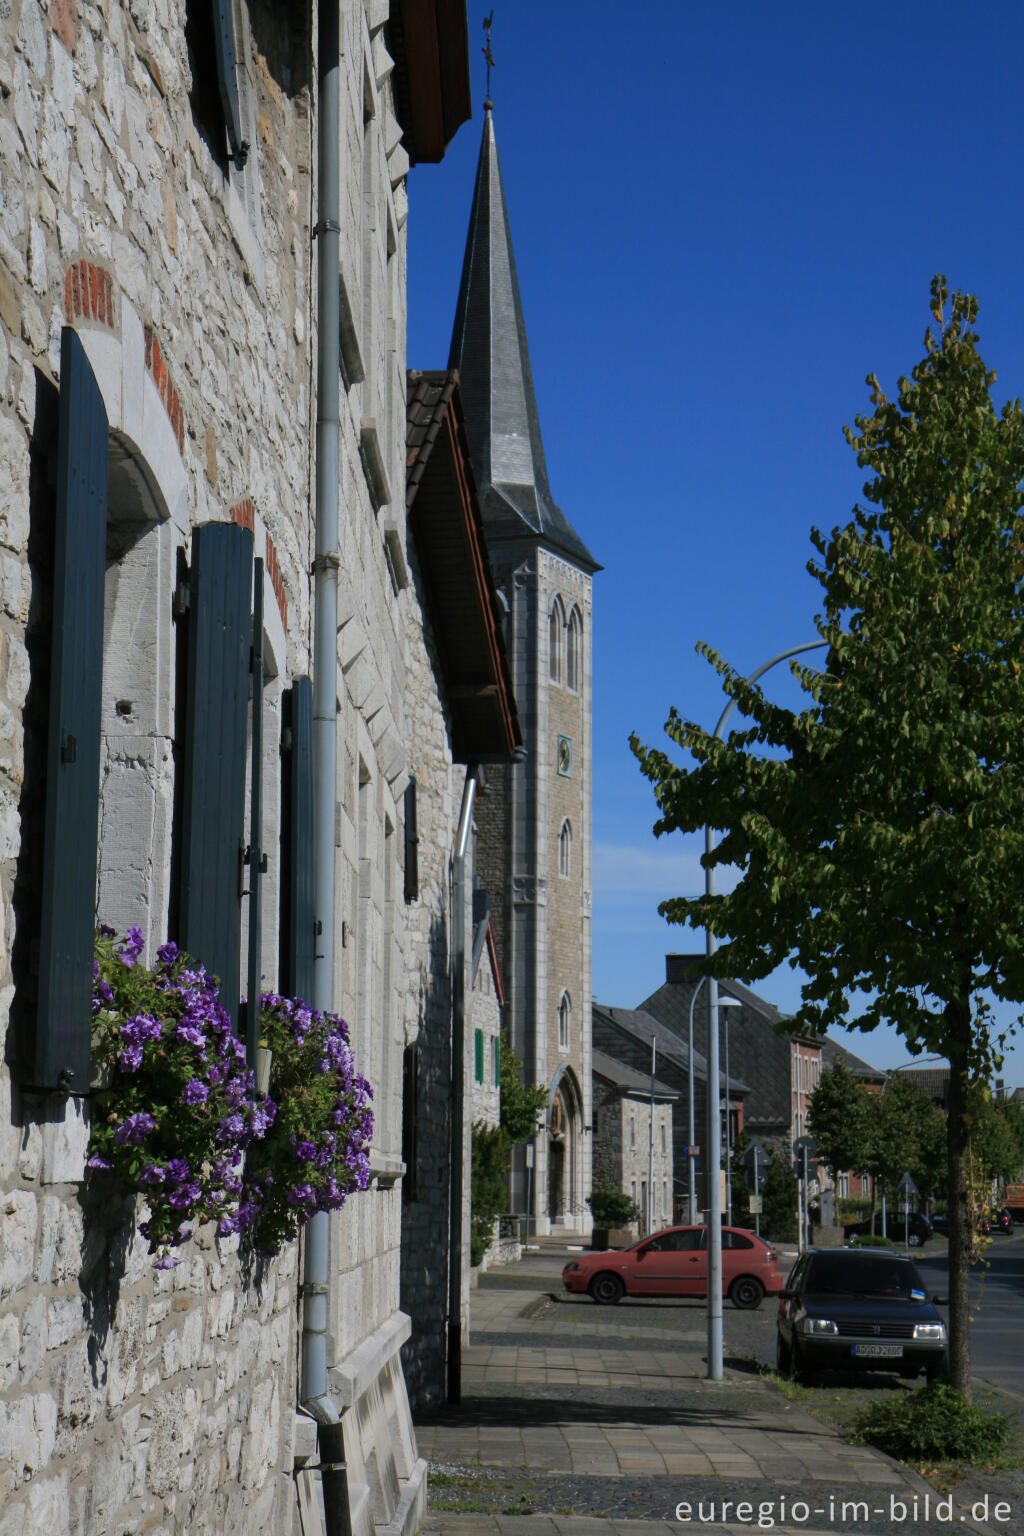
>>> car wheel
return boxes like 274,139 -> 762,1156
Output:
907,1232 -> 923,1247
589,1272 -> 624,1306
776,1334 -> 793,1376
729,1276 -> 765,1310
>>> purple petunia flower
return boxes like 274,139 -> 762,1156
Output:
139,1164 -> 166,1185
294,1140 -> 316,1163
114,1112 -> 156,1145
118,925 -> 145,969
166,1158 -> 191,1183
287,1183 -> 314,1207
181,1078 -> 210,1106
157,940 -> 179,966
118,1042 -> 143,1073
152,1255 -> 181,1270
86,1153 -> 113,1170
176,1022 -> 207,1051
98,923 -> 116,938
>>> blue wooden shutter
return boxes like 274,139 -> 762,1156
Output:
213,0 -> 249,165
280,676 -> 315,1004
35,327 -> 108,1092
178,521 -> 252,1028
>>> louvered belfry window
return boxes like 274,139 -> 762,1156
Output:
176,521 -> 253,1030
34,328 -> 108,1092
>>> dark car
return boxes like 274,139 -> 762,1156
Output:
777,1249 -> 947,1383
843,1210 -> 932,1247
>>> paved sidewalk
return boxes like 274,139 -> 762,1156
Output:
416,1276 -> 1007,1536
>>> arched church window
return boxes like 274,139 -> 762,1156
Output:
567,606 -> 582,692
558,991 -> 571,1050
549,596 -> 565,683
558,819 -> 572,877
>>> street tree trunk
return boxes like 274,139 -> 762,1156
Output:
945,1000 -> 972,1396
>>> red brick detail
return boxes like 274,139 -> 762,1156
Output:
229,502 -> 288,630
51,0 -> 78,55
63,260 -> 115,328
143,323 -> 185,456
230,498 -> 255,533
265,531 -> 288,631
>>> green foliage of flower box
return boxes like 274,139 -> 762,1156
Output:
89,928 -> 372,1266
586,1182 -> 640,1229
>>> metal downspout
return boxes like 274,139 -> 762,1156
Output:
447,765 -> 479,1403
302,6 -> 349,1533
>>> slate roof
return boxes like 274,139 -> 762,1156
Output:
592,1003 -> 749,1095
821,1037 -> 887,1083
448,110 -> 599,574
592,1048 -> 679,1100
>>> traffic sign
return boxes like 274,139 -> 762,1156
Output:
896,1171 -> 919,1197
681,1145 -> 701,1158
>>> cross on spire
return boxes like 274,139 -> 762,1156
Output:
482,11 -> 495,110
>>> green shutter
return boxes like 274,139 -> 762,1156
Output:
474,1029 -> 484,1083
280,677 -> 315,1003
213,0 -> 248,165
35,328 -> 108,1092
493,1034 -> 500,1086
177,521 -> 252,1030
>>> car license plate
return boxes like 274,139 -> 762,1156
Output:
852,1343 -> 903,1358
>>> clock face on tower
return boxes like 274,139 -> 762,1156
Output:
557,735 -> 573,777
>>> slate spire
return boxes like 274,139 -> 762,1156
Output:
449,110 -> 598,572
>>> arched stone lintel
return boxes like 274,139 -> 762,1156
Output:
72,294 -> 188,536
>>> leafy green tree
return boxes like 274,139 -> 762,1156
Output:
868,1077 -> 946,1199
469,1035 -> 548,1263
499,1032 -> 547,1142
761,1152 -> 797,1242
969,1087 -> 1024,1186
631,279 -> 1024,1394
807,1061 -> 871,1184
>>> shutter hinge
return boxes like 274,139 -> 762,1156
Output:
172,580 -> 191,618
227,140 -> 250,168
60,731 -> 77,764
56,1066 -> 76,1096
240,846 -> 268,893
281,727 -> 293,752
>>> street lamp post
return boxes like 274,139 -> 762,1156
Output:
686,977 -> 705,1224
703,639 -> 826,1382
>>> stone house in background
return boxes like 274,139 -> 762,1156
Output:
591,1001 -> 747,1222
591,1048 -> 676,1233
399,369 -> 519,1410
0,2 -> 496,1532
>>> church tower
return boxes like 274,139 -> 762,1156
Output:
450,106 -> 599,1234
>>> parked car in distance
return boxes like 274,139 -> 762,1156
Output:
562,1225 -> 782,1309
843,1210 -> 932,1247
930,1211 -> 997,1237
990,1207 -> 1013,1235
777,1249 -> 947,1383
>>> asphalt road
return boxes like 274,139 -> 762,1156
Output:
483,1231 -> 1024,1397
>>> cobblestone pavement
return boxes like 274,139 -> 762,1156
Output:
416,1272 -> 1012,1536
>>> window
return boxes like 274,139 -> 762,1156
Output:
629,1112 -> 636,1151
548,596 -> 564,683
663,1180 -> 669,1218
721,1231 -> 755,1250
838,1172 -> 850,1198
660,1122 -> 666,1155
644,1228 -> 700,1253
558,991 -> 571,1050
567,606 -> 582,691
185,0 -> 250,172
474,1028 -> 484,1083
558,819 -> 572,877
403,778 -> 418,902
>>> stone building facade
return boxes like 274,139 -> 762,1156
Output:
591,1049 -> 676,1234
449,107 -> 599,1235
0,3 -> 482,1532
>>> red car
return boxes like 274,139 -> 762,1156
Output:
563,1225 -> 783,1309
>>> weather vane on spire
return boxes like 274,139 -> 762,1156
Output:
483,12 -> 495,111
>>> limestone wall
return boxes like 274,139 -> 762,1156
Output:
0,1 -> 439,1530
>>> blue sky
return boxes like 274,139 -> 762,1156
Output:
406,1 -> 1024,1085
